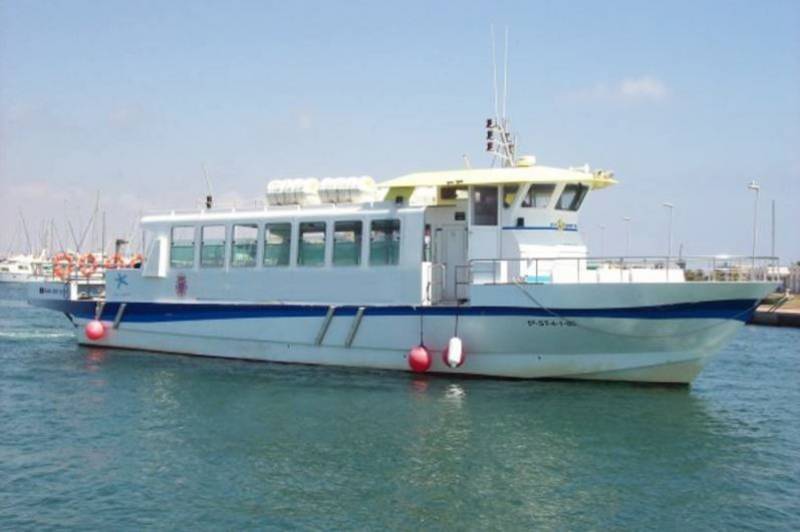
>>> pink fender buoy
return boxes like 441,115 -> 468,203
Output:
442,337 -> 465,368
85,320 -> 105,341
407,345 -> 431,373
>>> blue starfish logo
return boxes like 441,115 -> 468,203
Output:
114,273 -> 129,289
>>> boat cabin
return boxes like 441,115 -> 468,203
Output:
130,165 -> 616,306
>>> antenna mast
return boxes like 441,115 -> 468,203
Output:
202,163 -> 214,209
502,26 -> 509,122
486,26 -> 516,167
491,25 -> 500,121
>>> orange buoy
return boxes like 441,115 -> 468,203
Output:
84,320 -> 105,340
52,252 -> 74,281
78,253 -> 98,278
103,253 -> 125,270
407,345 -> 431,373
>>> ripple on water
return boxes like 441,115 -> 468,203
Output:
0,330 -> 74,340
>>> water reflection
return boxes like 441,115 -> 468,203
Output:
443,383 -> 466,404
83,347 -> 108,371
409,377 -> 429,394
387,378 -> 747,528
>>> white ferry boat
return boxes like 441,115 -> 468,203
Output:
27,119 -> 778,383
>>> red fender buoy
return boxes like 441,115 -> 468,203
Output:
442,337 -> 465,368
407,345 -> 431,373
85,320 -> 105,341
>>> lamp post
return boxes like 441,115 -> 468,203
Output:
748,180 -> 760,277
662,203 -> 674,280
662,202 -> 674,257
770,199 -> 775,258
623,216 -> 631,257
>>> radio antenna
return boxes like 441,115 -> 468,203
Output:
502,26 -> 509,121
202,163 -> 214,209
491,25 -> 500,121
486,26 -> 516,167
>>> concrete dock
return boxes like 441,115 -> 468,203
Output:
749,296 -> 800,328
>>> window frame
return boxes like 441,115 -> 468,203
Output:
230,223 -> 259,268
369,218 -> 402,266
332,220 -> 363,267
521,183 -> 556,209
502,184 -> 520,209
200,224 -> 227,269
555,183 -> 589,211
471,185 -> 499,226
297,221 -> 327,267
169,225 -> 197,269
263,222 -> 293,267
439,186 -> 468,202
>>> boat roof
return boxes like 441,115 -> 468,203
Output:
141,203 -> 425,225
140,164 -> 617,225
380,165 -> 617,190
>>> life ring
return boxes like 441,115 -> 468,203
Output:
52,252 -> 74,281
128,254 -> 143,269
78,253 -> 98,277
103,254 -> 125,270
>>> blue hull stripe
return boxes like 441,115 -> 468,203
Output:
34,298 -> 759,323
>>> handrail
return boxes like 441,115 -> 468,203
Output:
468,255 -> 782,285
43,265 -> 144,283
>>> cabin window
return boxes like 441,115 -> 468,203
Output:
521,184 -> 555,208
440,186 -> 468,201
333,221 -> 362,266
264,223 -> 291,267
370,219 -> 401,266
200,225 -> 226,268
471,186 -> 498,225
555,184 -> 588,211
231,224 -> 258,268
170,226 -> 195,268
298,222 -> 326,267
502,184 -> 519,208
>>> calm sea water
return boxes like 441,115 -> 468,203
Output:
1,284 -> 798,530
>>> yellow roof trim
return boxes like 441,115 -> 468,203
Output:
380,165 -> 617,190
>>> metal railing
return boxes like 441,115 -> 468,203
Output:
425,263 -> 447,304
43,255 -> 142,284
467,255 -> 782,285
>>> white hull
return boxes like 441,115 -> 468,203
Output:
29,274 -> 775,384
69,311 -> 743,384
29,275 -> 775,383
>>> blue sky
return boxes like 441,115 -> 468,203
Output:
1,0 -> 799,260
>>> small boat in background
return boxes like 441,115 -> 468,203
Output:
0,252 -> 51,284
